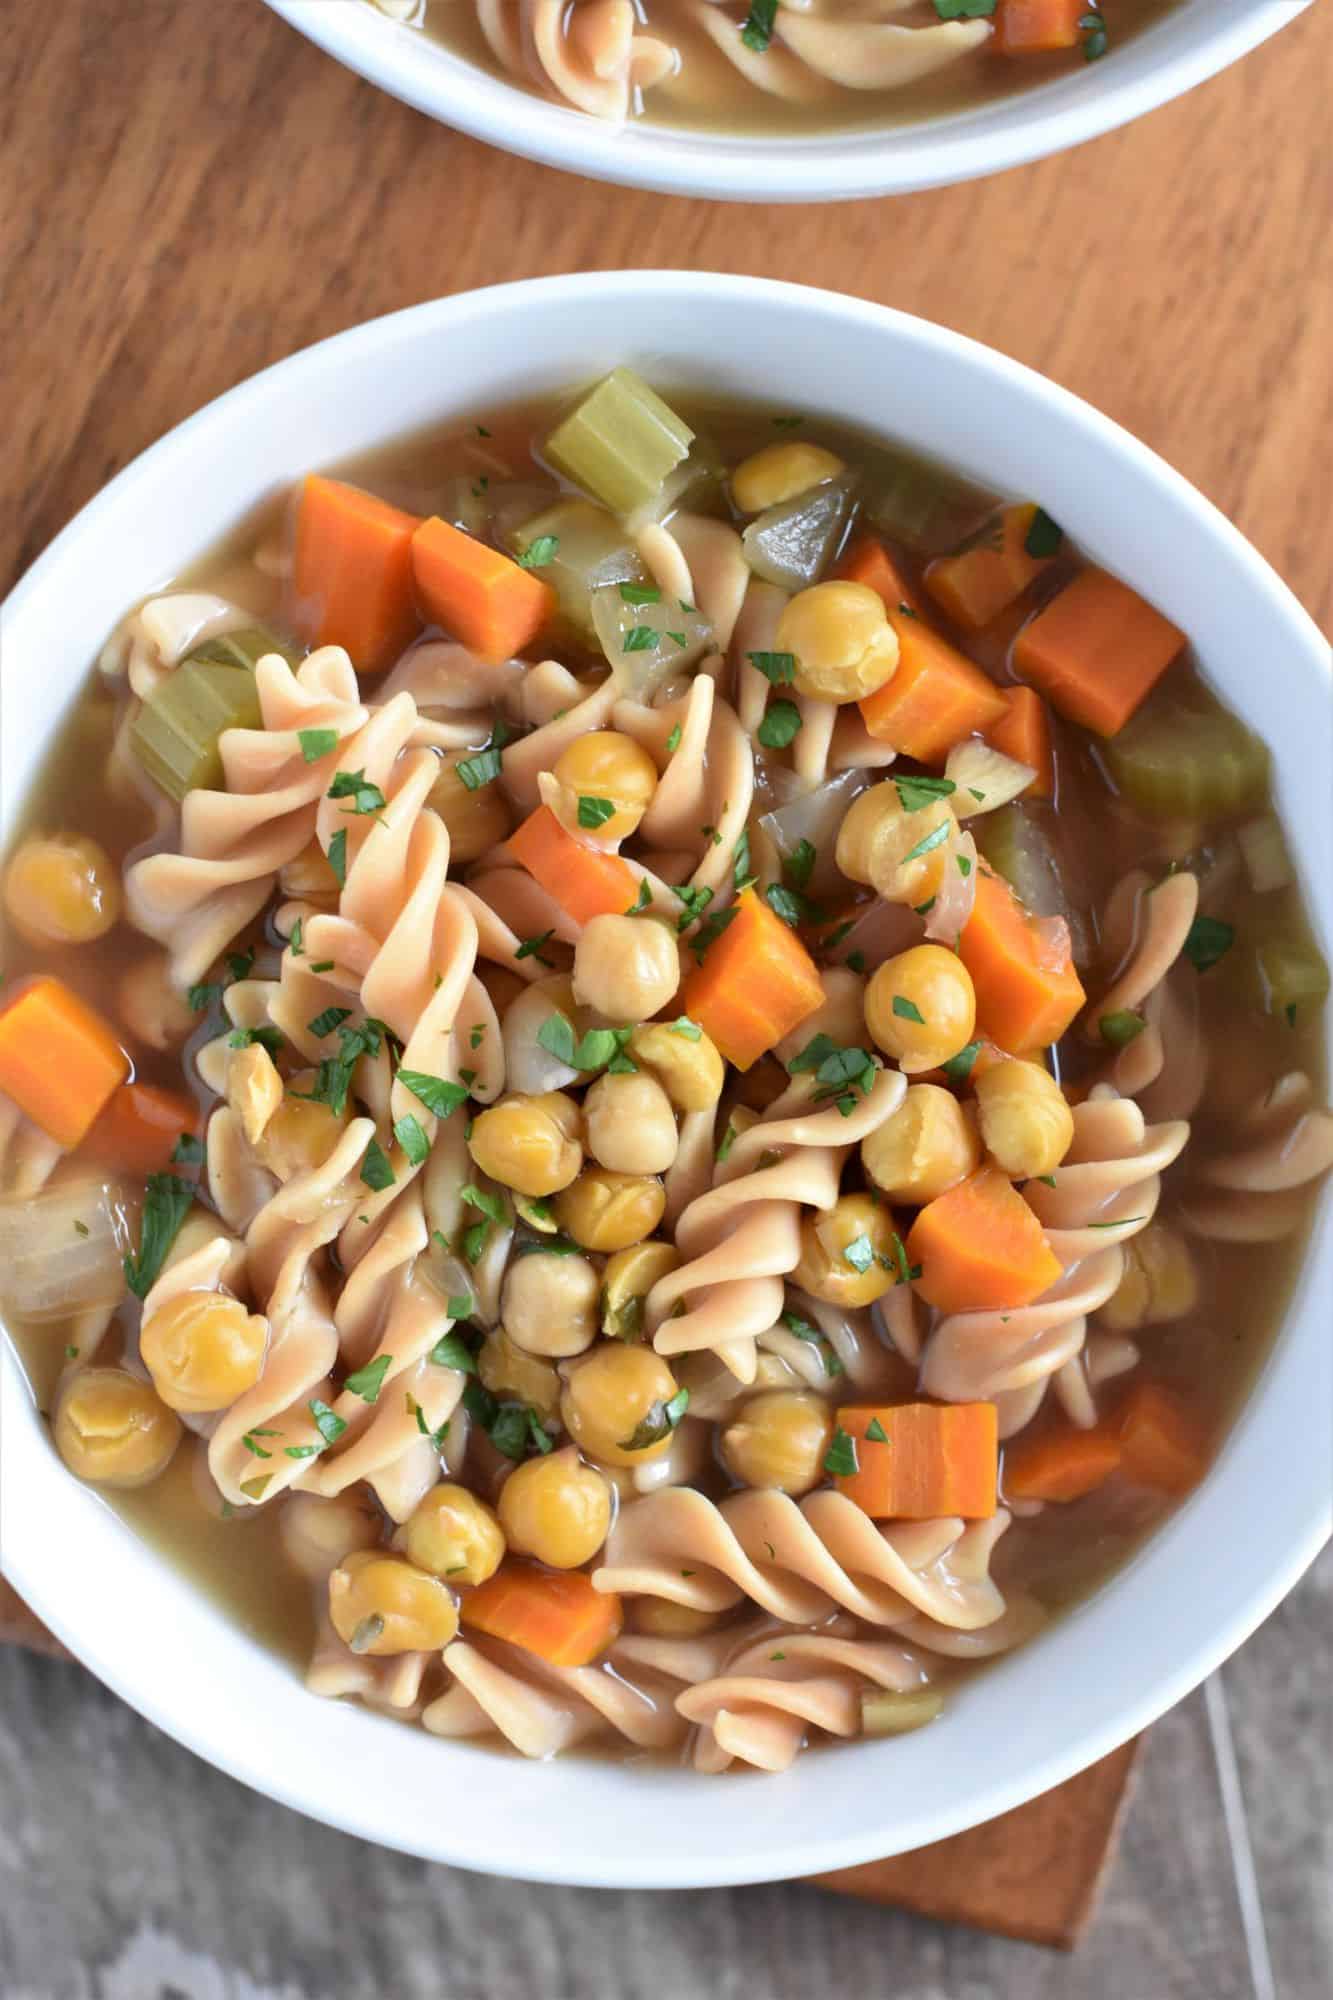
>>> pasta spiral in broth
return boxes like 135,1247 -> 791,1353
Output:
1,369 -> 1328,1773
365,0 -> 1177,136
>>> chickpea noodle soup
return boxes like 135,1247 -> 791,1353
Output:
2,370 -> 1329,1774
367,0 -> 1176,134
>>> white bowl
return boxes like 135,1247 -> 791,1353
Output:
264,0 -> 1310,202
2,275 -> 1329,1886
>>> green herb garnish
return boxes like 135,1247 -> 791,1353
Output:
517,534 -> 559,570
757,698 -> 802,750
894,774 -> 956,812
122,1172 -> 193,1299
824,1427 -> 859,1477
618,1387 -> 689,1454
344,1354 -> 393,1404
298,728 -> 338,764
1024,507 -> 1064,557
577,795 -> 616,831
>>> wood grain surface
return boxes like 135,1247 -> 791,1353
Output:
1,0 -> 1329,1966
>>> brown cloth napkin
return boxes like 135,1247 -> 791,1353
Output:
1,1577 -> 1136,1944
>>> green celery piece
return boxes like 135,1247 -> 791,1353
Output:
741,475 -> 854,591
1102,692 -> 1270,824
510,498 -> 649,641
1253,928 -> 1330,1018
131,661 -> 263,802
544,369 -> 694,518
189,624 -> 297,673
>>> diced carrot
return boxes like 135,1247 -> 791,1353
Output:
986,685 -> 1054,797
925,505 -> 1057,632
1004,1424 -> 1122,1503
461,1561 -> 622,1668
996,0 -> 1087,55
859,609 -> 1009,764
0,977 -> 129,1151
959,867 -> 1086,1054
834,532 -> 925,618
411,516 -> 555,667
508,806 -> 641,929
1013,567 -> 1186,738
86,1082 -> 202,1177
907,1167 -> 1061,1314
291,475 -> 422,675
681,885 -> 824,1071
836,1402 -> 998,1520
1117,1383 -> 1208,1495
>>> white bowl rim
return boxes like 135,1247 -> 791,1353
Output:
261,0 -> 1310,203
1,273 -> 1329,1887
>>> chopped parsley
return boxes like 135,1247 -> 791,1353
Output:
297,727 -> 338,764
675,882 -> 715,931
576,795 -> 616,831
618,1386 -> 689,1454
824,1427 -> 859,1477
1024,506 -> 1064,557
748,650 -> 796,685
1183,915 -> 1234,975
625,878 -> 652,916
171,1133 -> 204,1166
517,534 -> 559,570
622,626 -> 659,654
537,1015 -> 636,1073
757,698 -> 802,750
619,581 -> 662,605
359,1139 -> 396,1191
901,820 -> 951,865
1079,8 -> 1108,59
309,1398 -> 347,1446
665,723 -> 682,755
842,1233 -> 876,1274
1100,1010 -> 1146,1049
122,1172 -> 193,1299
308,1005 -> 353,1041
668,1016 -> 702,1040
327,829 -> 347,887
454,743 -> 503,791
228,1024 -> 285,1057
344,1354 -> 393,1404
784,838 -> 817,892
327,769 -> 387,817
940,1040 -> 981,1083
691,903 -> 740,960
397,1069 -> 469,1120
865,1416 -> 889,1444
892,994 -> 925,1024
515,929 -> 555,965
894,774 -> 956,813
740,0 -> 778,51
393,1114 -> 430,1167
933,0 -> 996,14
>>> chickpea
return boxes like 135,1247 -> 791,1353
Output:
731,441 -> 845,516
600,1239 -> 679,1342
552,731 -> 658,844
1099,1223 -> 1199,1332
467,1090 -> 582,1197
327,1550 -> 458,1656
554,1168 -> 665,1253
630,1599 -> 725,1638
721,1390 -> 834,1497
775,582 -> 899,705
560,1342 -> 681,1467
793,1191 -> 898,1308
116,953 -> 195,1050
836,783 -> 956,906
502,1248 -> 600,1358
4,833 -> 120,946
866,946 -> 976,1074
258,1070 -> 350,1180
973,1058 -> 1074,1180
497,1446 -> 612,1569
140,1291 -> 268,1414
862,1083 -> 980,1204
584,1071 -> 678,1176
54,1368 -> 181,1488
428,751 -> 513,863
279,1492 -> 380,1580
628,1019 -> 724,1111
572,914 -> 678,1024
405,1482 -> 506,1586
478,1328 -> 561,1418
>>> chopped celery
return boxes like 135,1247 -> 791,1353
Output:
861,1689 -> 944,1737
544,368 -> 694,518
1101,691 -> 1270,823
975,803 -> 1091,963
1252,926 -> 1330,1019
189,624 -> 297,672
861,446 -> 996,555
741,475 -> 854,591
630,437 -> 728,527
510,498 -> 649,642
590,583 -> 713,695
1237,814 -> 1293,894
131,660 -> 263,801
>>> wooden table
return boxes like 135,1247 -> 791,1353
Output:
2,0 -> 1330,1981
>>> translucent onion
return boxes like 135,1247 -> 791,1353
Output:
1237,815 -> 1294,894
502,980 -> 580,1094
0,1176 -> 134,1323
922,824 -> 979,944
945,738 -> 1036,818
825,895 -> 924,973
758,766 -> 874,901
590,582 -> 713,695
